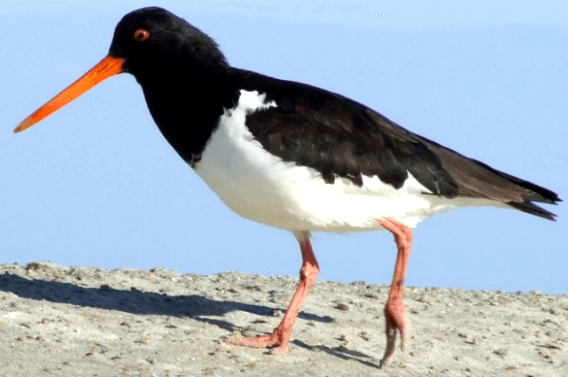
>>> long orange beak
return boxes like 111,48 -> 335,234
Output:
14,55 -> 126,133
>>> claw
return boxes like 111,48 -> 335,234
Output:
225,330 -> 287,352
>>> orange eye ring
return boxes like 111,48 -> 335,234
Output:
133,28 -> 150,42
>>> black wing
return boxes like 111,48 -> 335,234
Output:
236,69 -> 560,220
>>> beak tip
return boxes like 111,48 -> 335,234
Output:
14,120 -> 31,133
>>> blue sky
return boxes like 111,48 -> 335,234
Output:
2,1 -> 567,294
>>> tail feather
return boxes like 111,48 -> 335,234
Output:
418,136 -> 561,221
507,201 -> 558,221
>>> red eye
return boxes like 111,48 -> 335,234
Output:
133,28 -> 150,42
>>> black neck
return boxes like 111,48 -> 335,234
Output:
137,66 -> 238,166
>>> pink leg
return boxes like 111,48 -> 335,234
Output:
379,218 -> 413,366
227,231 -> 319,353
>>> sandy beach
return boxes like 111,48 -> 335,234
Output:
1,261 -> 566,376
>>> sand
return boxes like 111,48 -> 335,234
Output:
1,261 -> 566,376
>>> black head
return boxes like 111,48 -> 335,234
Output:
15,7 -> 232,133
109,7 -> 229,81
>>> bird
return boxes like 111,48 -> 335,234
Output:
15,7 -> 560,366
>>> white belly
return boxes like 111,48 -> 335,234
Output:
194,90 -> 499,232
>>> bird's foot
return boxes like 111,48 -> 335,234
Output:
225,327 -> 290,354
380,298 -> 406,367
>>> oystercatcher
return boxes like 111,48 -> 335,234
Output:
15,7 -> 560,365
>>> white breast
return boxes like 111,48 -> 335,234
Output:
194,90 -> 500,232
